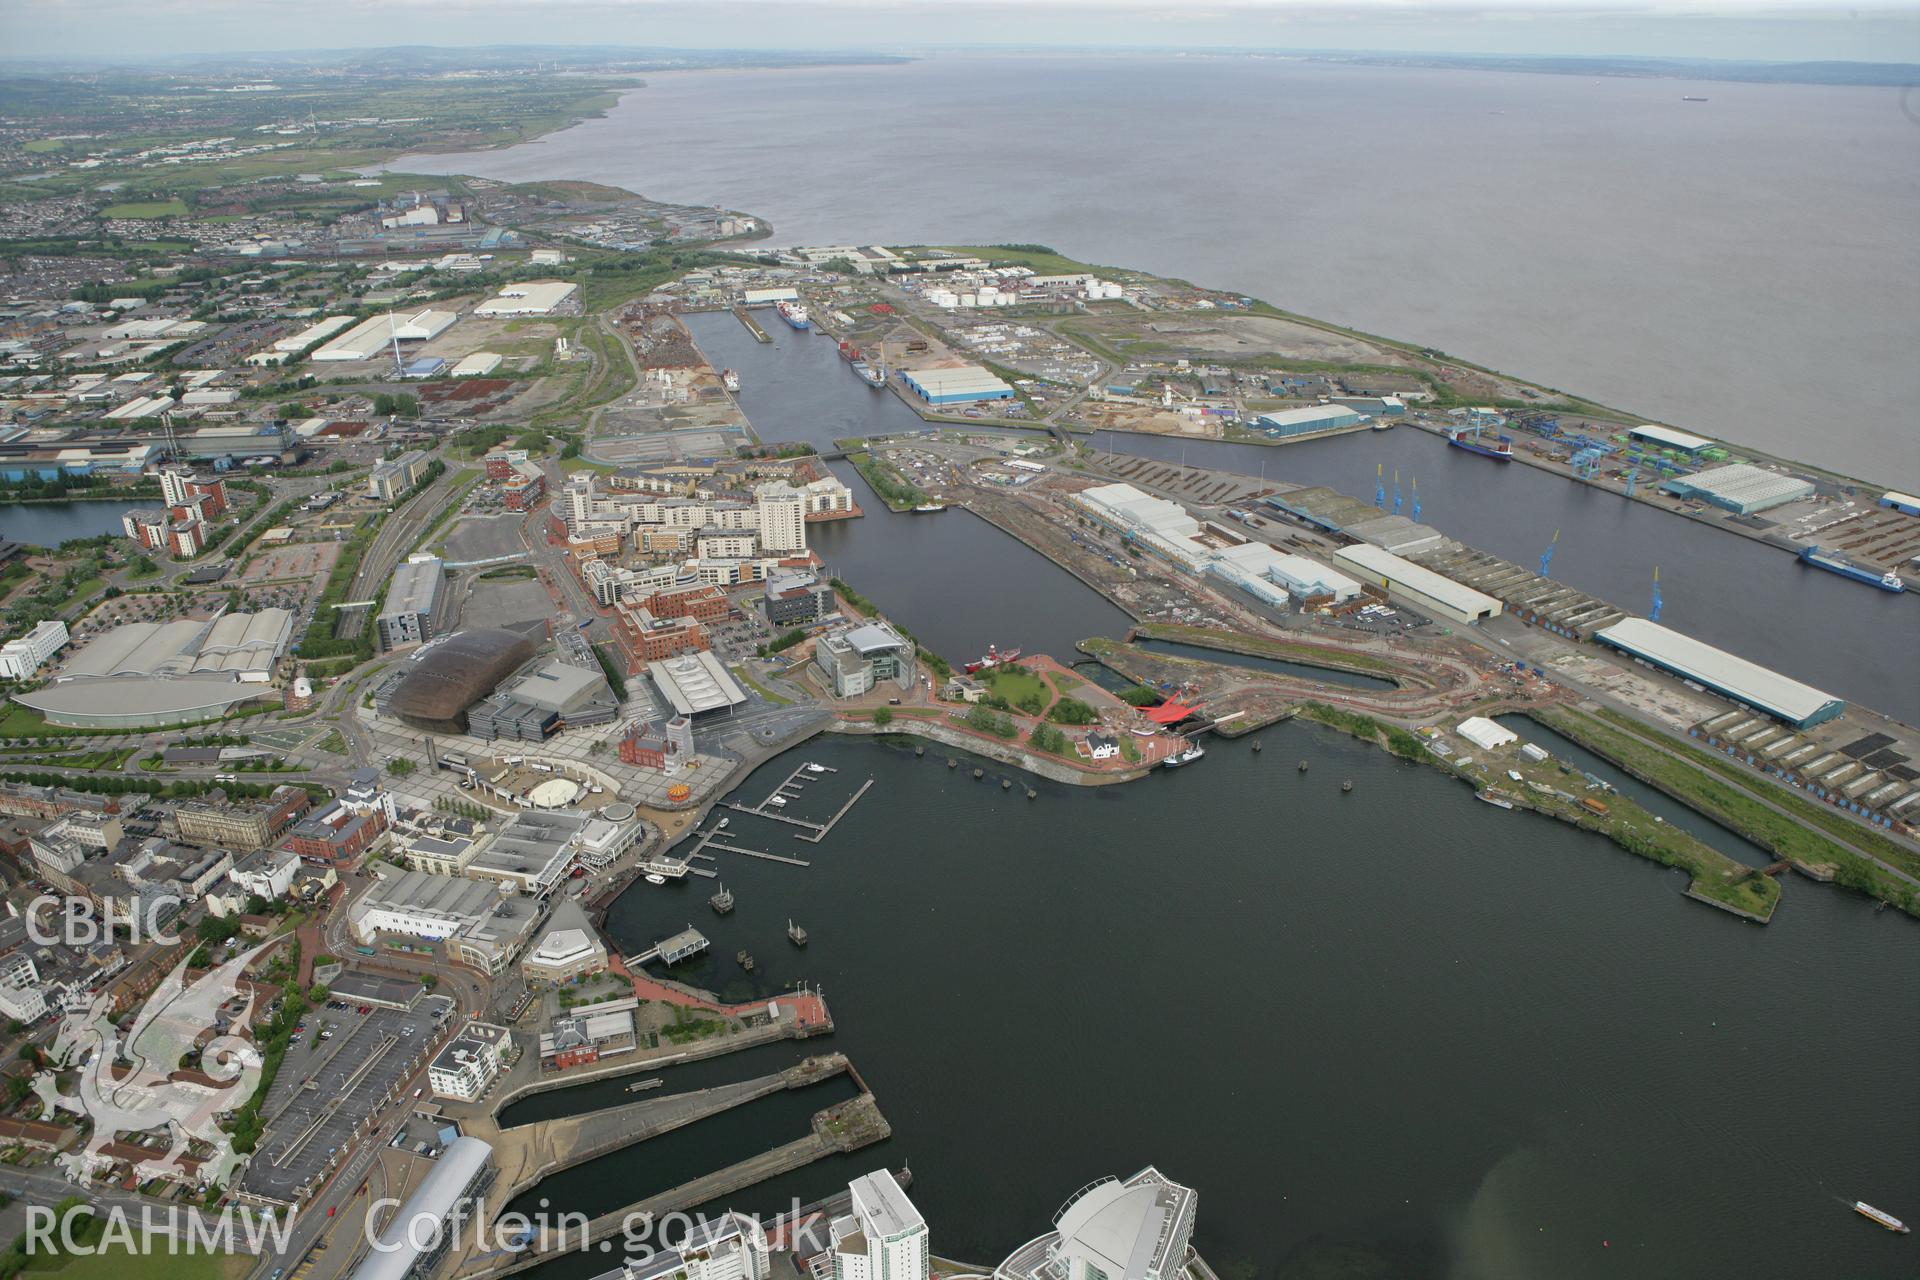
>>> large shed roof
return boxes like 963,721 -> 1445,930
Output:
1594,618 -> 1843,726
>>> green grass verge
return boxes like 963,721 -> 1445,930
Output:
1305,703 -> 1779,919
1541,709 -> 1917,917
1590,706 -> 1920,882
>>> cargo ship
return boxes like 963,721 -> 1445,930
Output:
855,361 -> 887,389
1447,428 -> 1513,460
776,301 -> 809,331
1798,545 -> 1905,593
964,644 -> 1020,673
1162,742 -> 1206,769
721,369 -> 740,392
1853,1202 -> 1909,1233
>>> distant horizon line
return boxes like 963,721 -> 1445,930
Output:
3,43 -> 1919,70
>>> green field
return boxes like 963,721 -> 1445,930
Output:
99,199 -> 188,219
981,664 -> 1049,709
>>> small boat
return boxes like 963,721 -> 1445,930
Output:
736,950 -> 755,972
644,873 -> 667,886
1681,95 -> 1709,102
1341,779 -> 1354,792
1163,743 -> 1206,770
721,368 -> 740,392
787,919 -> 809,948
913,503 -> 947,513
625,1077 -> 664,1093
717,816 -> 730,829
1475,790 -> 1515,810
1853,1202 -> 1909,1233
709,884 -> 734,914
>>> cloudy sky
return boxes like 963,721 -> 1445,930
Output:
3,0 -> 1917,63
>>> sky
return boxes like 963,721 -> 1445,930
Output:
2,0 -> 1917,63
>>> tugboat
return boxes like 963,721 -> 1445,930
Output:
721,368 -> 741,392
1163,742 -> 1206,769
736,950 -> 755,972
787,919 -> 809,948
709,884 -> 735,915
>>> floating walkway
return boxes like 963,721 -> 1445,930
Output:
724,763 -> 873,844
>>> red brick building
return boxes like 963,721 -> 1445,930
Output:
644,583 -> 729,623
612,604 -> 709,671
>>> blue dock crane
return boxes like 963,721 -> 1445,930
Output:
1650,567 -> 1663,622
1539,529 -> 1559,578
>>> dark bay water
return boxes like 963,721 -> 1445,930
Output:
508,304 -> 1920,1280
583,732 -> 1919,1280
0,499 -> 147,545
395,57 -> 1920,484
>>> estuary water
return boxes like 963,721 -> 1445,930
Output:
499,305 -> 1920,1280
394,56 -> 1920,483
679,310 -> 1920,726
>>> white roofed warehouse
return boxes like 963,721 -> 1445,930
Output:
474,280 -> 579,316
1594,618 -> 1845,728
1660,463 -> 1815,515
899,365 -> 1015,405
1331,543 -> 1502,625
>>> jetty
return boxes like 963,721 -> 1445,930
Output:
732,305 -> 770,342
724,763 -> 875,844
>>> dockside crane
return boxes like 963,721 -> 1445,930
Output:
1392,469 -> 1403,515
1375,463 -> 1385,510
1650,567 -> 1663,622
1410,475 -> 1421,522
1539,529 -> 1559,579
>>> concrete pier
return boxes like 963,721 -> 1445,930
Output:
493,1054 -> 851,1199
467,1092 -> 890,1279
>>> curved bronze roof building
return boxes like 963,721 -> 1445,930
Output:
386,629 -> 536,734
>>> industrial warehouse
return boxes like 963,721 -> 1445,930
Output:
898,365 -> 1015,405
1594,617 -> 1846,729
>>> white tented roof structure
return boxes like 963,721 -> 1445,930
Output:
1456,716 -> 1518,751
648,649 -> 748,715
1595,618 -> 1844,727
